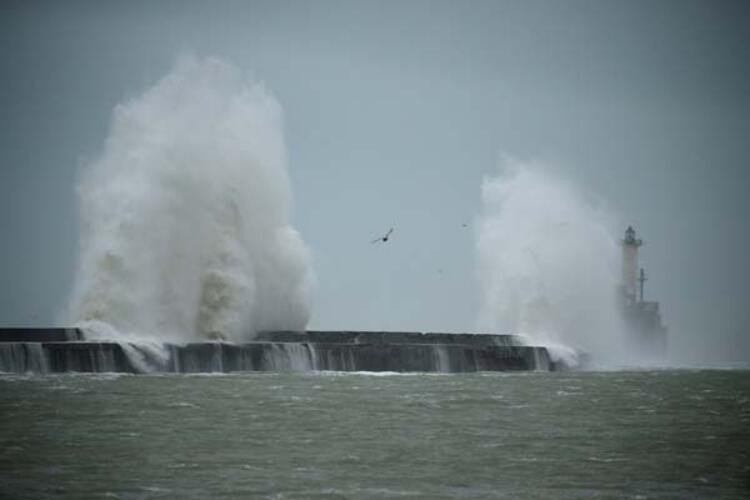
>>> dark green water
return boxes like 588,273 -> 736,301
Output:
1,370 -> 748,499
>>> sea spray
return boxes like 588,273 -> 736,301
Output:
68,56 -> 314,343
476,159 -> 625,365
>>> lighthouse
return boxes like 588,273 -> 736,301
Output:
618,226 -> 667,358
621,226 -> 642,304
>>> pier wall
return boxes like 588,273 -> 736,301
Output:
0,329 -> 558,374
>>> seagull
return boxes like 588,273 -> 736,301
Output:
371,227 -> 394,244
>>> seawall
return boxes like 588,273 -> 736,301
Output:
0,329 -> 562,374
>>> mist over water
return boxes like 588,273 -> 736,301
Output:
67,57 -> 314,342
477,161 -> 626,365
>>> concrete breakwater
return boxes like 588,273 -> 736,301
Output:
0,329 -> 560,374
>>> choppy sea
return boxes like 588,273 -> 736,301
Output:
1,369 -> 748,499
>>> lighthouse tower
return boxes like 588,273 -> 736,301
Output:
621,226 -> 642,305
618,226 -> 667,357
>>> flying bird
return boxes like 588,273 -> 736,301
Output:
371,227 -> 394,244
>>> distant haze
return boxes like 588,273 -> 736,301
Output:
1,1 -> 748,365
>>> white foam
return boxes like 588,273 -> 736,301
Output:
67,56 -> 313,342
476,159 -> 627,365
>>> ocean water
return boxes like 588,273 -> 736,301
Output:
1,370 -> 748,499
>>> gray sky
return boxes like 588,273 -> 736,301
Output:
1,0 -> 748,364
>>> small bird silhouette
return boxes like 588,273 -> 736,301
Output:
371,227 -> 394,244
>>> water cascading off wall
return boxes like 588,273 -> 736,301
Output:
67,56 -> 314,343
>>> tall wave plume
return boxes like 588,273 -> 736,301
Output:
476,159 -> 626,365
68,56 -> 314,342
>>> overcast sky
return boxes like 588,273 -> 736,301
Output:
1,0 -> 748,364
